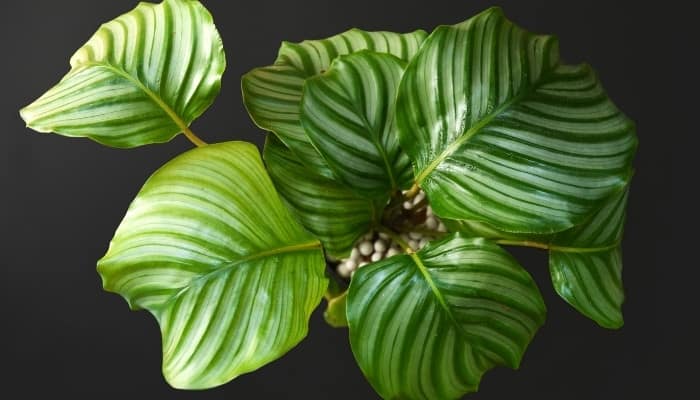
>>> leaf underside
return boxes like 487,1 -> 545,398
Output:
20,0 -> 225,147
97,142 -> 327,389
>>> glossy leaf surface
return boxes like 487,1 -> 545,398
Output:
20,0 -> 225,147
396,7 -> 636,233
347,234 -> 545,399
242,28 -> 427,178
549,188 -> 629,328
97,142 -> 327,388
301,51 -> 412,197
263,135 -> 380,257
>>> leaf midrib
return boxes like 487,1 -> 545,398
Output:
409,252 -> 472,339
155,240 -> 322,311
341,80 -> 399,190
414,90 -> 527,185
79,61 -> 192,137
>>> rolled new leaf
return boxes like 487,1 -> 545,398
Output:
263,134 -> 381,257
301,51 -> 413,198
396,7 -> 637,234
347,234 -> 546,399
242,28 -> 427,179
97,142 -> 327,389
20,0 -> 225,148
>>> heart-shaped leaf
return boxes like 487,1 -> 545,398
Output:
396,7 -> 636,234
242,29 -> 427,178
20,0 -> 225,148
347,234 -> 546,399
548,188 -> 629,328
263,134 -> 380,257
97,142 -> 327,389
301,51 -> 412,198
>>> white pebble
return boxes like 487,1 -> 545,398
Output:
426,206 -> 434,217
419,238 -> 429,248
378,232 -> 390,240
409,231 -> 422,240
403,201 -> 413,210
425,216 -> 438,230
359,261 -> 369,268
337,262 -> 353,278
437,222 -> 447,232
408,239 -> 419,249
374,239 -> 387,253
413,191 -> 426,205
400,233 -> 411,243
345,259 -> 357,270
358,240 -> 373,256
370,252 -> 383,262
386,248 -> 400,257
350,248 -> 360,261
363,232 -> 374,240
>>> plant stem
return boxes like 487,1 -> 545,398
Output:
404,183 -> 421,199
183,126 -> 207,147
495,239 -> 619,253
375,226 -> 415,254
495,239 -> 550,250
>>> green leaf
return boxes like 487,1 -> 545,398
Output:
396,7 -> 637,234
347,234 -> 545,399
97,142 -> 327,389
20,0 -> 225,148
548,188 -> 629,328
324,291 -> 349,328
263,134 -> 380,257
301,51 -> 412,198
242,28 -> 427,179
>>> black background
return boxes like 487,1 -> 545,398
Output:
1,0 -> 686,399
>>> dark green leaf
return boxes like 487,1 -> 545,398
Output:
301,51 -> 412,197
347,234 -> 545,399
396,7 -> 636,234
263,134 -> 381,257
20,0 -> 225,148
242,28 -> 427,178
549,188 -> 629,328
97,142 -> 327,388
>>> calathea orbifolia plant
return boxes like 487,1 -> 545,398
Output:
20,0 -> 637,398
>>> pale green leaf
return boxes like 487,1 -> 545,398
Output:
549,188 -> 629,328
263,134 -> 380,257
396,7 -> 636,234
242,28 -> 427,178
20,0 -> 225,148
97,142 -> 327,389
301,51 -> 412,198
324,291 -> 349,328
347,234 -> 545,399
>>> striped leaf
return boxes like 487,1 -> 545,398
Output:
396,7 -> 637,234
97,142 -> 327,389
347,234 -> 545,399
548,188 -> 629,328
242,29 -> 427,179
263,134 -> 379,257
20,0 -> 225,148
301,51 -> 412,198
